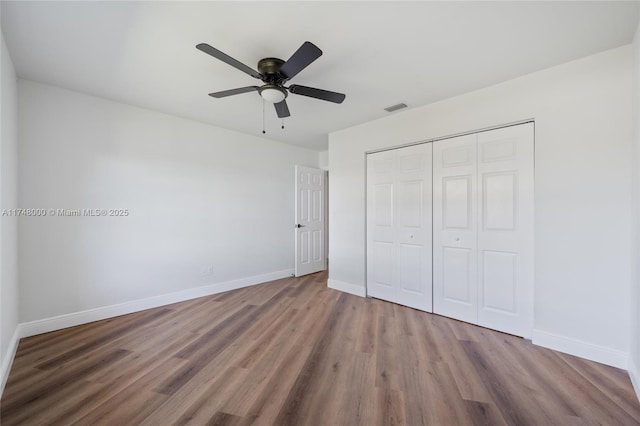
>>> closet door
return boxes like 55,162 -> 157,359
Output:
477,123 -> 534,337
433,134 -> 478,324
367,149 -> 396,303
366,144 -> 433,312
395,144 -> 433,311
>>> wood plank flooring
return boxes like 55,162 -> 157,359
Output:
2,271 -> 640,425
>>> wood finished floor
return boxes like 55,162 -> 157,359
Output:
2,272 -> 640,425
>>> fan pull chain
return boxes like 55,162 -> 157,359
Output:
262,100 -> 266,134
282,118 -> 285,130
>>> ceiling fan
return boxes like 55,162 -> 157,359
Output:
196,41 -> 345,119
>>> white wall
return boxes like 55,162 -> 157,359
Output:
0,25 -> 19,390
329,46 -> 633,367
318,151 -> 328,171
18,80 -> 318,324
630,22 -> 640,396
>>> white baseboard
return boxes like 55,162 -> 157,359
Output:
1,326 -> 21,396
629,356 -> 640,402
19,269 -> 294,338
327,278 -> 366,297
532,329 -> 628,369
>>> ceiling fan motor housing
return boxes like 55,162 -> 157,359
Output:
257,58 -> 288,102
258,58 -> 285,83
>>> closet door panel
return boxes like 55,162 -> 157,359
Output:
396,144 -> 432,311
433,134 -> 478,324
442,247 -> 473,303
477,123 -> 534,338
366,143 -> 433,312
367,150 -> 397,302
482,250 -> 517,312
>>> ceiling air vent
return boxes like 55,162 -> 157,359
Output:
384,103 -> 408,113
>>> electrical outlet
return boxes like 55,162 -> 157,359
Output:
200,265 -> 214,277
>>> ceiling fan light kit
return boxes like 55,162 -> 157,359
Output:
196,41 -> 345,124
259,85 -> 287,104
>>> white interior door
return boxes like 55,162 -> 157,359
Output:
295,165 -> 326,277
366,144 -> 433,312
433,134 -> 478,324
477,123 -> 534,337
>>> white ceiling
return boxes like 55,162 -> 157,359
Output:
2,1 -> 638,151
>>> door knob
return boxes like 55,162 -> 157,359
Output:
295,224 -> 306,228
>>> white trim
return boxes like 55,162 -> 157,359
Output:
532,329 -> 628,369
629,356 -> 640,402
328,278 -> 366,297
19,269 -> 294,338
364,118 -> 535,155
1,327 -> 21,396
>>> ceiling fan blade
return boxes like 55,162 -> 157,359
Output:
196,43 -> 261,79
288,85 -> 345,104
274,100 -> 291,118
279,42 -> 322,80
208,86 -> 259,98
